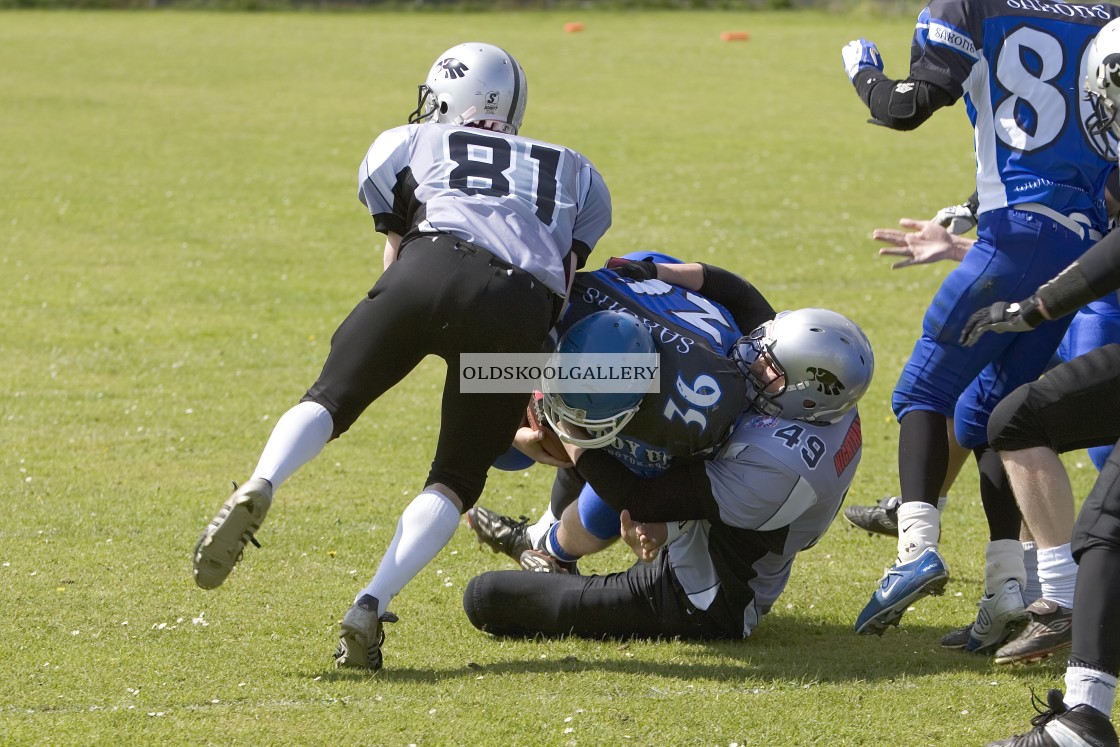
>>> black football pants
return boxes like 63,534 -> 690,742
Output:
302,233 -> 557,508
463,552 -> 740,640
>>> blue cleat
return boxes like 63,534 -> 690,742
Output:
855,547 -> 949,635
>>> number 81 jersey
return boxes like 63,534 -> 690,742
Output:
911,0 -> 1120,229
357,123 -> 612,297
558,268 -> 750,476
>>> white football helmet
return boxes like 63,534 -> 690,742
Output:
407,42 -> 528,135
1086,18 -> 1120,139
732,308 -> 874,424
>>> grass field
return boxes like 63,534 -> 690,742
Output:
0,8 -> 1106,746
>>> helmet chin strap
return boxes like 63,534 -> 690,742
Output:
452,106 -> 478,126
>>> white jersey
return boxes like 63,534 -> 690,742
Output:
358,123 -> 612,296
666,408 -> 863,637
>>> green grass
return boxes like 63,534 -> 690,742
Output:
0,9 -> 1102,745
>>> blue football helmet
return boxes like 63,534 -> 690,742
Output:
541,310 -> 656,448
732,308 -> 874,423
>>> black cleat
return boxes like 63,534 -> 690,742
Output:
985,689 -> 1118,746
843,496 -> 900,537
466,506 -> 534,563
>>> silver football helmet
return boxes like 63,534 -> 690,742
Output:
732,308 -> 874,423
1086,18 -> 1120,140
407,42 -> 528,135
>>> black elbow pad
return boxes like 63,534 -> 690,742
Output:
865,78 -> 954,131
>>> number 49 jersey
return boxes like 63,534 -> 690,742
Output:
358,123 -> 612,297
557,268 -> 750,476
910,0 -> 1120,230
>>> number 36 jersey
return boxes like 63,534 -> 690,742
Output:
357,123 -> 612,296
557,268 -> 751,476
910,0 -> 1120,230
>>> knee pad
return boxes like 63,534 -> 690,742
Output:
578,485 -> 621,540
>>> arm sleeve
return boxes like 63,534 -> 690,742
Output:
573,450 -> 721,523
1036,230 -> 1120,319
697,264 -> 776,333
852,69 -> 955,131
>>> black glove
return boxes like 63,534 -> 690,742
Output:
605,257 -> 658,281
959,296 -> 1045,347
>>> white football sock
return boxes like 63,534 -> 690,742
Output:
251,401 -> 334,489
1038,543 -> 1078,609
1065,666 -> 1118,717
1022,541 -> 1042,604
984,539 -> 1026,595
358,490 -> 461,610
526,507 -> 558,550
896,502 -> 940,564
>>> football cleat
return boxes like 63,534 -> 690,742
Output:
334,594 -> 399,671
994,598 -> 1074,666
967,579 -> 1030,654
854,547 -> 949,635
941,623 -> 974,650
193,478 -> 273,590
519,549 -> 578,575
844,496 -> 900,537
984,689 -> 1119,746
465,506 -> 535,563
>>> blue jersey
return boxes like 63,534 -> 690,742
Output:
555,269 -> 748,475
910,0 -> 1120,231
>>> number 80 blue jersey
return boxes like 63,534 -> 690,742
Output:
911,0 -> 1120,231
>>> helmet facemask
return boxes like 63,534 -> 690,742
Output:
1086,20 -> 1120,147
539,391 -> 641,449
732,322 -> 787,420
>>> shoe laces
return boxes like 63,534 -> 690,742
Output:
1026,687 -> 1068,729
230,481 -> 263,549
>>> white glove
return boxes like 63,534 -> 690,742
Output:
842,39 -> 884,82
932,203 -> 978,236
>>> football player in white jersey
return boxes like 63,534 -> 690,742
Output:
462,308 -> 874,641
190,42 -> 612,672
842,0 -> 1120,641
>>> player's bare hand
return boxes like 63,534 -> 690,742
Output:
874,218 -> 969,269
620,509 -> 667,562
512,426 -> 574,468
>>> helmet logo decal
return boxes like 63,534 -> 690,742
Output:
1103,53 -> 1120,88
484,91 -> 501,114
807,367 -> 845,396
437,58 -> 469,80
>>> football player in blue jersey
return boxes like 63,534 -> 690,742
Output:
190,42 -> 613,673
847,201 -> 1120,663
461,305 -> 874,641
467,253 -> 776,571
842,0 -> 1120,644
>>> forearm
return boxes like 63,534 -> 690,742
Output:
574,450 -> 719,523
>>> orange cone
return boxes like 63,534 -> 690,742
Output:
720,31 -> 750,42
564,22 -> 585,33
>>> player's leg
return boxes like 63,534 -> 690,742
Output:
858,210 -> 1090,635
466,467 -> 584,565
463,555 -> 736,640
337,241 -> 556,669
989,447 -> 1120,746
989,344 -> 1120,665
193,251 -> 434,591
